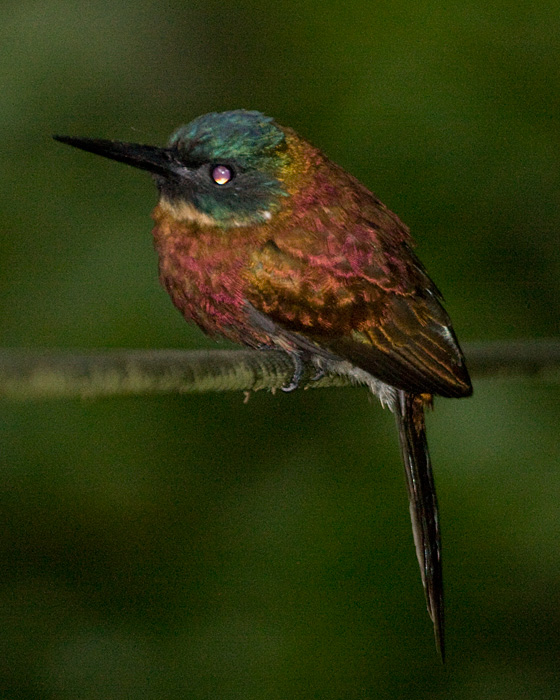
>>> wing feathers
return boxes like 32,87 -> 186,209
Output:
246,225 -> 471,397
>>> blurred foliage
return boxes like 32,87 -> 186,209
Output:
1,1 -> 559,698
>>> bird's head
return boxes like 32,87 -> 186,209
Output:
55,110 -> 296,228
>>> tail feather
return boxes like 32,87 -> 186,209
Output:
394,390 -> 445,661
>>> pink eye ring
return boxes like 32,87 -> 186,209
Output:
211,165 -> 232,185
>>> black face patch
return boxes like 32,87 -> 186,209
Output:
156,154 -> 288,226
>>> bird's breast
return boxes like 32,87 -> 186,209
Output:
151,205 -> 264,344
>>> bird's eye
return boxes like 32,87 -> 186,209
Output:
211,164 -> 233,185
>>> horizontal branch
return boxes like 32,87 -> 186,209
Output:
0,339 -> 558,401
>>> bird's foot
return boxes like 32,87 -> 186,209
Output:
281,351 -> 305,392
256,344 -> 315,392
310,365 -> 326,382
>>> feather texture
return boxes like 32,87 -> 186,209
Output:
57,110 -> 472,659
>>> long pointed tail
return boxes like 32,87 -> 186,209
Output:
394,390 -> 444,661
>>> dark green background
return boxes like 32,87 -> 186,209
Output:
1,1 -> 559,698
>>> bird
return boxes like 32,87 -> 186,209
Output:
54,109 -> 472,660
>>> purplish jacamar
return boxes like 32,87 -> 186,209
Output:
54,110 -> 472,660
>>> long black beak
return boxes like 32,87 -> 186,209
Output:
53,135 -> 182,178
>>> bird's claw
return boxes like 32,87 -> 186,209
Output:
281,351 -> 305,392
257,344 -> 321,392
310,365 -> 326,382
